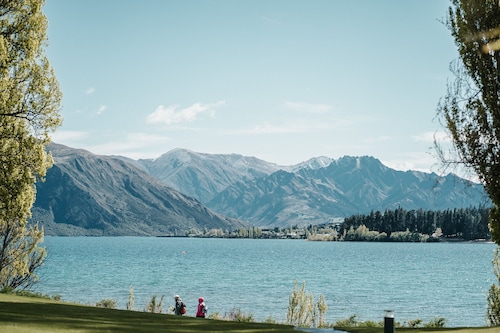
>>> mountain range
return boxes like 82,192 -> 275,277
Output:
136,149 -> 489,227
31,143 -> 490,235
32,144 -> 245,236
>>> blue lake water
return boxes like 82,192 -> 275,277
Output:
34,237 -> 497,327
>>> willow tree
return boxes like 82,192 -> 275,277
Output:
0,0 -> 62,290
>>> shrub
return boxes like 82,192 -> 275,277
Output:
488,247 -> 500,326
1,288 -> 57,300
423,317 -> 446,328
208,311 -> 221,320
316,294 -> 327,327
357,320 -> 383,327
287,280 -> 328,328
95,299 -> 117,309
406,318 -> 423,328
287,281 -> 315,327
126,286 -> 134,311
263,316 -> 278,324
334,314 -> 358,327
225,308 -> 254,322
390,229 -> 428,242
145,295 -> 164,313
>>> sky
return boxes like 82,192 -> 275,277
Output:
43,0 -> 459,173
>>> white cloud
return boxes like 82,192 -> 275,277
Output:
253,122 -> 295,134
146,101 -> 225,125
259,15 -> 282,25
413,130 -> 451,143
229,118 -> 342,135
383,152 -> 437,173
51,130 -> 88,143
363,135 -> 392,143
84,133 -> 171,159
53,131 -> 173,160
284,101 -> 331,114
97,105 -> 107,115
85,87 -> 95,95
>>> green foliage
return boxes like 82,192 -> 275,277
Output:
333,315 -> 445,329
389,229 -> 428,242
95,299 -> 117,309
342,207 -> 491,241
145,295 -> 164,314
406,318 -> 423,328
0,287 -> 57,300
263,316 -> 277,324
436,0 -> 500,243
0,0 -> 62,291
357,320 -> 383,328
488,284 -> 500,326
344,225 -> 387,241
488,247 -> 500,326
307,225 -> 338,241
423,317 -> 446,328
332,315 -> 385,328
334,314 -> 358,327
207,311 -> 221,320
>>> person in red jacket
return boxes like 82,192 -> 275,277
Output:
196,297 -> 207,318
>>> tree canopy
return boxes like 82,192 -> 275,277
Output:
437,0 -> 500,243
0,0 -> 61,290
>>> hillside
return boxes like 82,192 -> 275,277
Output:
32,144 -> 490,233
139,150 -> 489,227
136,148 -> 283,203
32,144 -> 246,236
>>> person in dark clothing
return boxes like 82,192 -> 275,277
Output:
174,295 -> 186,315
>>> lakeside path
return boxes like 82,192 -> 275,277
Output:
1,294 -> 500,333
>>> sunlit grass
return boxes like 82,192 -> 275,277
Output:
0,294 -> 298,332
341,329 -> 500,333
1,294 -> 500,333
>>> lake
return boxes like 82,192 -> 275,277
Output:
34,237 -> 497,327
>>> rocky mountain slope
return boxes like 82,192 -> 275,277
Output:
136,148 -> 283,204
138,150 -> 489,227
32,144 -> 246,236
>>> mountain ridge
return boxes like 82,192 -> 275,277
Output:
137,149 -> 488,227
32,143 -> 247,236
32,144 -> 489,234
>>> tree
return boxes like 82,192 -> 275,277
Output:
436,0 -> 500,242
488,248 -> 500,325
437,1 -> 500,324
0,0 -> 62,290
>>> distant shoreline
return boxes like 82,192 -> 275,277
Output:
155,234 -> 494,243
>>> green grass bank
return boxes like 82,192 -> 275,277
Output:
1,294 -> 500,333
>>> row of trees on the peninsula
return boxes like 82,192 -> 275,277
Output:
340,206 -> 491,241
190,206 -> 491,242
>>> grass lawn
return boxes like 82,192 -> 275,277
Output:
1,294 -> 500,333
342,329 -> 500,333
0,293 -> 298,333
